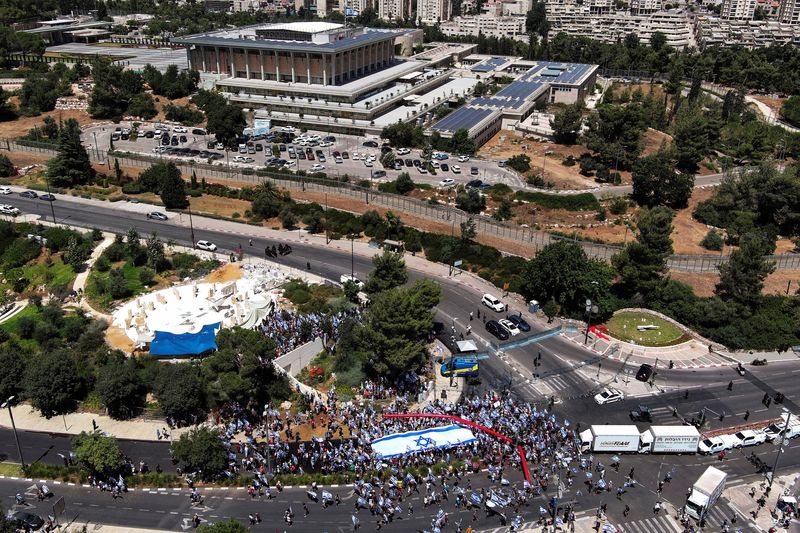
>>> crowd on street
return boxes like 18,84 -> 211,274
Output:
257,307 -> 363,357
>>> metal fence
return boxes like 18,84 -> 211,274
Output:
4,138 -> 800,273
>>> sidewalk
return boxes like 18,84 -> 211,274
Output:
725,471 -> 800,532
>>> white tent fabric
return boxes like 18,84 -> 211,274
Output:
371,425 -> 476,459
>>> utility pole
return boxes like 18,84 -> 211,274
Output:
187,204 -> 196,248
768,409 -> 793,491
262,404 -> 272,477
2,396 -> 25,471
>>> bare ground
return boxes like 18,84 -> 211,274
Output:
671,269 -> 800,298
0,107 -> 95,139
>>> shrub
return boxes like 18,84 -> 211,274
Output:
513,191 -> 599,211
95,255 -> 111,272
562,155 -> 576,167
701,230 -> 724,251
2,238 -> 42,268
16,315 -> 36,339
138,267 -> 155,286
608,196 -> 628,215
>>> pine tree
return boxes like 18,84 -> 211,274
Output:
46,118 -> 94,187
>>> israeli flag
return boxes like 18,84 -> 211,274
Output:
371,425 -> 477,459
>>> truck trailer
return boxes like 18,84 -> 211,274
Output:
685,466 -> 727,520
579,425 -> 646,453
641,425 -> 700,453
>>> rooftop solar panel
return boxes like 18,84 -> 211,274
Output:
432,106 -> 495,132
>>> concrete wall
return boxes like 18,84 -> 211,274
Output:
273,337 -> 325,377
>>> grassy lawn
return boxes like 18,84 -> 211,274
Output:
23,256 -> 76,288
86,261 -> 149,312
604,311 -> 689,346
0,304 -> 40,334
0,463 -> 23,477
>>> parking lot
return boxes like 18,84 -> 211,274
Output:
81,122 -> 526,189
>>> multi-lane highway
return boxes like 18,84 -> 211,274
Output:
2,193 -> 800,531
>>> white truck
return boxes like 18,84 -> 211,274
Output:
579,425 -> 647,453
641,425 -> 700,454
685,466 -> 727,520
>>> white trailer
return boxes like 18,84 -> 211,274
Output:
685,466 -> 727,520
641,425 -> 700,454
579,425 -> 646,453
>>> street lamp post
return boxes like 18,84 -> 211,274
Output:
187,204 -> 196,248
2,396 -> 25,470
44,176 -> 57,224
584,299 -> 598,345
350,233 -> 355,279
768,408 -> 793,492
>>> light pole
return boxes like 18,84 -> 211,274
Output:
584,299 -> 598,344
768,408 -> 793,491
44,176 -> 57,223
187,204 -> 196,248
2,396 -> 25,471
350,233 -> 355,279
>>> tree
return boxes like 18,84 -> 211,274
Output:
96,0 -> 108,19
207,103 -> 246,151
716,232 -> 776,307
160,169 -> 189,209
493,197 -> 513,221
358,281 -> 440,377
154,363 -> 205,423
0,346 -> 24,403
780,95 -> 800,128
455,188 -> 486,214
89,57 -> 142,119
449,128 -> 476,155
700,230 -> 724,251
650,31 -> 667,52
394,172 -> 414,194
170,427 -> 228,479
146,233 -> 166,271
63,236 -> 88,271
108,268 -> 130,299
521,241 -> 613,318
95,354 -> 145,418
365,251 -> 408,294
612,206 -> 674,297
72,431 -> 125,475
542,298 -> 560,323
506,154 -> 531,173
279,206 -> 297,229
525,0 -> 549,37
631,152 -> 694,208
672,108 -> 710,173
460,217 -> 477,243
47,118 -> 94,187
0,88 -> 15,120
251,181 -> 288,219
0,154 -> 14,177
128,92 -> 157,120
302,210 -> 324,233
584,103 -> 647,170
550,103 -> 584,145
24,351 -> 83,418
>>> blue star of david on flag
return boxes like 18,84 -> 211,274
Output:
415,435 -> 435,448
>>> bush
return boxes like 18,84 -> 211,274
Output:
95,255 -> 111,272
0,154 -> 15,177
138,267 -> 155,286
562,155 -> 576,167
1,238 -> 42,268
608,196 -> 628,215
514,191 -> 599,211
163,104 -> 204,126
16,315 -> 36,339
701,230 -> 724,251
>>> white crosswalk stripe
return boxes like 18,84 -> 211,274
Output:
619,501 -> 757,533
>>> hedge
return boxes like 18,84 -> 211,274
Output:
514,191 -> 600,211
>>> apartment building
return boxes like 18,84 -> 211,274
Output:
440,14 -> 527,38
376,0 -> 413,20
695,16 -> 800,47
630,0 -> 664,14
779,0 -> 800,23
418,0 -> 451,24
720,0 -> 756,19
480,0 -> 532,15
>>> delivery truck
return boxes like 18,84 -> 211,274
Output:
640,425 -> 700,454
684,466 -> 727,520
579,425 -> 647,453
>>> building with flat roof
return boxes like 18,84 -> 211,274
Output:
720,0 -> 757,19
431,60 -> 597,146
440,15 -> 527,38
694,16 -> 800,47
779,0 -> 800,23
22,19 -> 112,45
419,0 -> 452,24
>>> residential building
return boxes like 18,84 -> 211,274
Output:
720,0 -> 757,19
630,0 -> 664,14
694,15 -> 800,47
339,0 -> 373,16
779,0 -> 800,23
440,14 -> 527,38
377,0 -> 413,20
419,0 -> 451,24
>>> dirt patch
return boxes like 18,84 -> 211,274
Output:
611,83 -> 666,103
671,269 -> 800,298
670,188 -> 716,254
105,324 -> 135,353
641,128 -> 672,156
0,109 -> 94,139
203,263 -> 242,284
751,95 -> 785,116
189,194 -> 251,218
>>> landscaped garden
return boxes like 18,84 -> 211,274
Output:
604,310 -> 689,346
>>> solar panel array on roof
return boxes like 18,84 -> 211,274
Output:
470,56 -> 509,73
495,79 -> 545,99
431,106 -> 496,132
471,97 -> 527,109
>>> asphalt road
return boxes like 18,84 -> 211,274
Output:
3,194 -> 800,530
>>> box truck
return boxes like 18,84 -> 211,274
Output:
579,425 -> 647,453
684,466 -> 727,520
641,425 -> 700,454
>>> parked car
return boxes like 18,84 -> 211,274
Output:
481,293 -> 506,312
19,190 -> 38,199
698,435 -> 737,455
498,318 -> 520,336
452,165 -> 461,174
310,164 -> 325,172
363,140 -> 379,147
340,274 -> 364,289
397,147 -> 411,155
8,511 -> 44,530
733,430 -> 768,448
0,205 -> 20,216
485,319 -> 510,341
438,178 -> 455,188
593,388 -> 624,405
458,155 -> 470,162
506,314 -> 530,332
147,211 -> 168,221
0,186 -> 11,194
196,240 -> 217,251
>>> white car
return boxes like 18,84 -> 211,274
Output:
498,319 -> 520,336
215,142 -> 224,150
594,388 -> 624,405
173,126 -> 187,133
196,240 -> 217,251
733,430 -> 768,448
340,274 -> 364,290
452,165 -> 461,174
458,155 -> 470,162
438,178 -> 455,188
284,160 -> 296,167
364,160 -> 373,167
0,205 -> 20,215
397,147 -> 411,155
698,435 -> 737,455
0,186 -> 11,195
281,126 -> 296,132
481,293 -> 505,312
310,164 -> 325,172
418,167 -> 428,174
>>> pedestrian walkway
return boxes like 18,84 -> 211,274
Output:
725,471 -> 800,532
619,500 -> 756,533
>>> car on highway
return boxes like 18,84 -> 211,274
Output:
19,190 -> 37,199
0,186 -> 11,194
438,178 -> 455,188
698,435 -> 737,455
506,314 -> 530,332
485,319 -> 510,341
0,205 -> 20,215
8,511 -> 44,530
481,293 -> 506,312
196,240 -> 217,251
340,274 -> 364,290
498,318 -> 520,336
147,211 -> 168,221
310,164 -> 325,172
593,388 -> 624,405
733,429 -> 768,448
39,194 -> 56,202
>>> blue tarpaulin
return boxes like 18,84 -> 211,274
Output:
149,322 -> 220,356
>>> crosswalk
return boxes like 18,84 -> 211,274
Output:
620,501 -> 756,533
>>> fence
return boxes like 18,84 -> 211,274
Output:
4,138 -> 800,273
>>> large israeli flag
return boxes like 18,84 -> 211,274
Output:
371,425 -> 477,459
